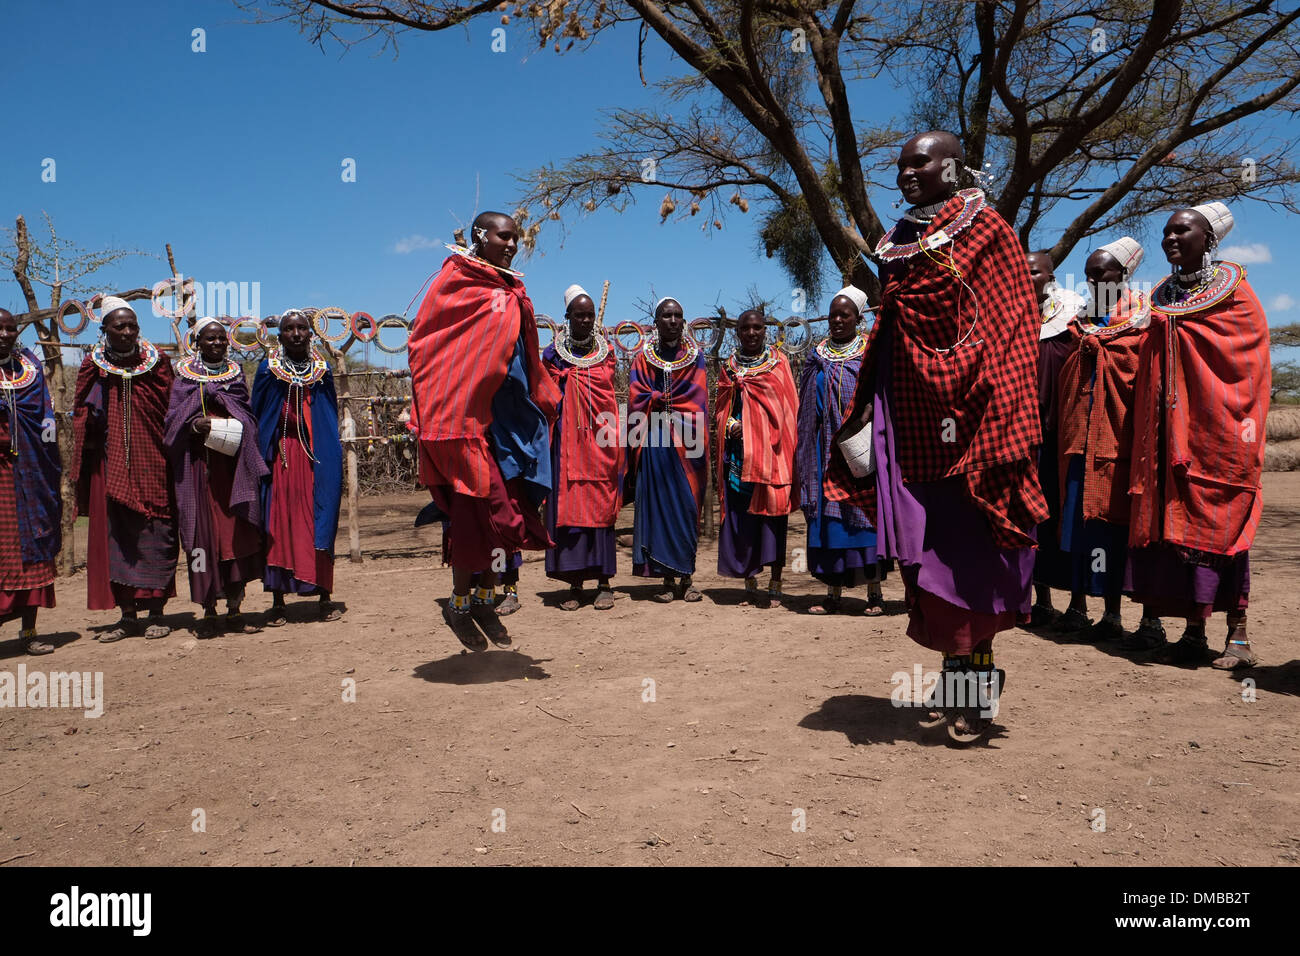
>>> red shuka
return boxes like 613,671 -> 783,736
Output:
72,351 -> 174,519
1129,270 -> 1270,557
545,347 -> 623,528
824,198 -> 1048,548
1056,293 -> 1148,526
407,254 -> 559,497
714,353 -> 799,518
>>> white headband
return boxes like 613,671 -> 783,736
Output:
564,284 -> 590,309
193,316 -> 224,334
653,296 -> 681,316
1189,201 -> 1234,243
1096,236 -> 1144,276
832,285 -> 869,315
99,295 -> 134,320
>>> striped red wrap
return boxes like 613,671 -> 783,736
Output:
1129,272 -> 1270,556
407,254 -> 559,497
1056,294 -> 1145,526
544,345 -> 623,527
714,353 -> 799,518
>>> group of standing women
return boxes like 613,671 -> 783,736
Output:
0,300 -> 343,653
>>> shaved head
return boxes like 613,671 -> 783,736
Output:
473,210 -> 515,235
0,308 -> 11,322
471,210 -> 520,269
904,130 -> 964,164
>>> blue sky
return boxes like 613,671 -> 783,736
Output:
2,0 -> 1296,362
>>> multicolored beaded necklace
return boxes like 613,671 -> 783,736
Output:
1077,289 -> 1150,337
91,340 -> 160,474
643,334 -> 698,418
1151,261 -> 1245,316
0,351 -> 36,458
726,348 -> 779,378
815,333 -> 866,363
555,329 -> 610,369
177,355 -> 240,384
268,348 -> 323,468
267,347 -> 328,386
875,189 -> 986,262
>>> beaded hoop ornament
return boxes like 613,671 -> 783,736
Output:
535,317 -> 558,350
775,317 -> 813,356
372,315 -> 410,355
815,333 -> 868,363
687,318 -> 720,349
642,330 -> 700,371
725,347 -> 779,378
1150,261 -> 1246,316
267,346 -> 329,386
56,299 -> 92,337
555,328 -> 611,368
312,306 -> 352,344
445,244 -> 525,279
0,352 -> 39,391
229,317 -> 263,355
875,188 -> 986,262
350,311 -> 377,344
176,354 -> 241,384
90,340 -> 160,378
612,321 -> 646,356
151,277 -> 196,320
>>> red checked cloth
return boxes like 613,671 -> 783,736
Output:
407,254 -> 559,497
1129,275 -> 1270,556
825,198 -> 1048,548
714,353 -> 799,518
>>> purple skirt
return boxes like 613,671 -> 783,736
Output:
1125,544 -> 1249,621
545,526 -> 616,585
717,485 -> 788,579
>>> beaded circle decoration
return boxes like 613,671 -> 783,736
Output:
444,244 -> 525,279
555,330 -> 611,369
815,333 -> 867,363
176,356 -> 241,384
875,188 -> 986,262
266,347 -> 329,386
0,352 -> 38,390
90,340 -> 160,379
1077,289 -> 1151,337
642,333 -> 700,372
1150,261 -> 1246,316
726,348 -> 779,378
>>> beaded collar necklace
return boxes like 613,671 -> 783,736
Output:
642,334 -> 699,373
555,329 -> 610,369
876,189 -> 985,262
816,334 -> 867,363
90,340 -> 159,378
267,347 -> 328,386
1077,289 -> 1151,336
177,355 -> 241,383
0,351 -> 37,458
904,196 -> 953,224
0,351 -> 38,391
1151,261 -> 1245,316
726,348 -> 778,377
445,244 -> 525,279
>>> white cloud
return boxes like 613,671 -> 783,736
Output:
1270,293 -> 1297,312
1219,242 -> 1271,264
393,234 -> 441,254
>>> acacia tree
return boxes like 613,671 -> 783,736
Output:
1,213 -> 154,573
245,0 -> 1300,302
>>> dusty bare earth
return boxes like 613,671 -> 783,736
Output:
2,476 -> 1298,868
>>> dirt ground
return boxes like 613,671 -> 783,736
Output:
2,475 -> 1298,868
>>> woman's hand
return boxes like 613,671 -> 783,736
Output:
192,416 -> 213,437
